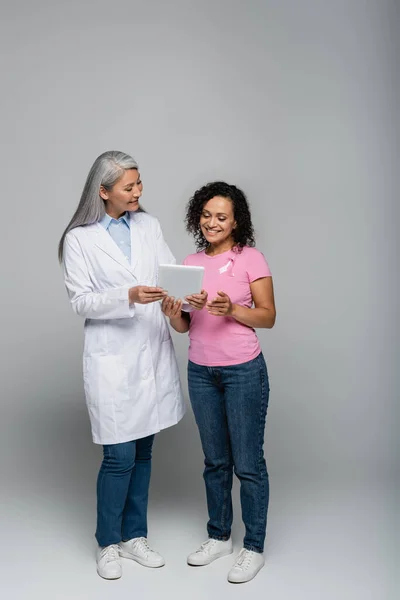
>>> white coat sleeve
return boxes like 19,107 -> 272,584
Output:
154,219 -> 193,313
63,232 -> 135,320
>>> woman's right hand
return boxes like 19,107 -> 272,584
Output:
129,286 -> 167,305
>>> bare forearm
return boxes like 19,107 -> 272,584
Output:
231,304 -> 276,329
169,312 -> 190,333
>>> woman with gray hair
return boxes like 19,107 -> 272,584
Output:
59,151 -> 207,579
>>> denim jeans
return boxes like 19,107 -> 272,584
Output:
95,434 -> 155,547
188,353 -> 270,553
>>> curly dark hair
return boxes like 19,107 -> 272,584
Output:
185,181 -> 256,251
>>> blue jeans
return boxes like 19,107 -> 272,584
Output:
188,353 -> 270,553
95,435 -> 155,547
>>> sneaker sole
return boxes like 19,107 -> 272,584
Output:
97,568 -> 122,580
187,548 -> 233,566
119,550 -> 165,568
227,561 -> 264,583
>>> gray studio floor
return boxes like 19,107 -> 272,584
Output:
2,474 -> 393,600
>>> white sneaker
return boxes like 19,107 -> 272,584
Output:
187,538 -> 233,566
119,537 -> 165,568
96,544 -> 122,579
227,548 -> 265,583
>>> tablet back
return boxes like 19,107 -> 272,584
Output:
158,264 -> 204,300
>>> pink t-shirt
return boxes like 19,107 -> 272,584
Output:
183,246 -> 272,366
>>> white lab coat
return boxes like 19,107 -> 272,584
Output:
63,210 -> 185,445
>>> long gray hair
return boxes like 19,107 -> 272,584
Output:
58,150 -> 139,261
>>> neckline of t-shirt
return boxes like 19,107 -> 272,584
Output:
203,246 -> 239,259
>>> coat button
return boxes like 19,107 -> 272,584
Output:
142,344 -> 147,352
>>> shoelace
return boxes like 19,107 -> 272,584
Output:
197,539 -> 218,554
233,549 -> 253,571
100,544 -> 120,562
132,537 -> 153,557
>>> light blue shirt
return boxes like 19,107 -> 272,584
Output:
99,212 -> 131,263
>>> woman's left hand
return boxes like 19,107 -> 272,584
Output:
206,291 -> 234,316
161,296 -> 183,318
185,289 -> 208,311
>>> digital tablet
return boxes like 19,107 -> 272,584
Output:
158,264 -> 205,301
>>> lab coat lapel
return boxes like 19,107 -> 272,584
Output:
93,223 -> 136,276
128,210 -> 144,275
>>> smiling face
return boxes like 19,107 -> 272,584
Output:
200,195 -> 237,251
100,168 -> 143,219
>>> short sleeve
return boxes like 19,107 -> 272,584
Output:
246,249 -> 272,283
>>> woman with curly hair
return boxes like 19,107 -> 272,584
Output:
162,181 -> 276,583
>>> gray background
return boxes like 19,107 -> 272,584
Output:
0,1 -> 398,598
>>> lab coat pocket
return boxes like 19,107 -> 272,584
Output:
156,340 -> 180,387
83,354 -> 129,407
